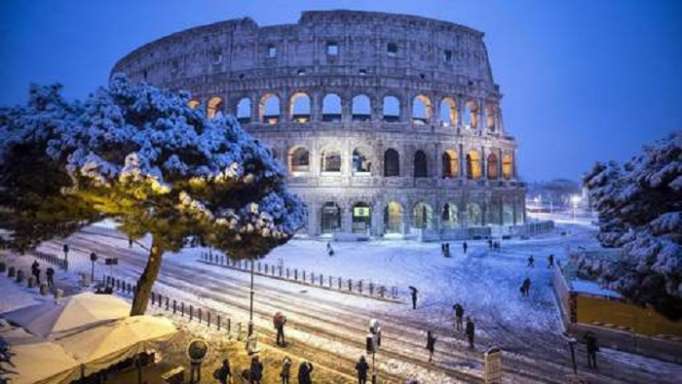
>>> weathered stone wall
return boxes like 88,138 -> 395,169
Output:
112,10 -> 526,238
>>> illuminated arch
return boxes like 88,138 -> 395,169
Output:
384,201 -> 403,234
439,97 -> 457,127
502,154 -> 514,179
441,203 -> 459,228
487,153 -> 499,180
412,95 -> 432,125
466,150 -> 482,180
412,202 -> 433,229
207,96 -> 223,119
442,149 -> 459,178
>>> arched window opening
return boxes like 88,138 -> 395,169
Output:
412,95 -> 432,125
466,203 -> 482,226
442,149 -> 459,178
352,202 -> 371,234
384,149 -> 400,177
187,99 -> 200,110
439,98 -> 457,127
352,95 -> 371,121
414,150 -> 428,178
236,97 -> 251,124
322,94 -> 342,122
387,42 -> 398,57
384,201 -> 402,234
441,203 -> 459,228
502,154 -> 513,179
207,97 -> 223,119
382,96 -> 400,122
321,149 -> 342,173
412,202 -> 433,229
289,147 -> 310,173
487,153 -> 499,180
290,92 -> 311,124
352,148 -> 372,174
486,104 -> 497,131
466,150 -> 482,180
260,94 -> 280,125
321,202 -> 341,234
463,100 -> 479,129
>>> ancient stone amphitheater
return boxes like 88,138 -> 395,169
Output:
112,10 -> 526,239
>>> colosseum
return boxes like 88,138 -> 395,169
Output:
112,10 -> 526,240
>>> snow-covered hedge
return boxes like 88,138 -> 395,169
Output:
578,131 -> 682,319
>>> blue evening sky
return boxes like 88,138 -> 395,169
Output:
1,0 -> 680,181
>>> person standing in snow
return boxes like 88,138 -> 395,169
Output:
214,358 -> 231,384
445,243 -> 450,257
355,356 -> 369,384
31,260 -> 41,285
583,332 -> 599,369
426,330 -> 437,362
465,317 -> 475,349
249,356 -> 263,384
409,286 -> 418,310
326,241 -> 334,257
297,360 -> 313,384
280,357 -> 292,384
453,303 -> 464,332
441,243 -> 445,257
462,241 -> 468,254
548,254 -> 554,268
274,311 -> 287,346
46,267 -> 55,288
527,255 -> 535,267
520,278 -> 531,297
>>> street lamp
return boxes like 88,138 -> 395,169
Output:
367,319 -> 381,384
89,252 -> 98,283
570,195 -> 582,222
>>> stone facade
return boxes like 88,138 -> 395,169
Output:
112,10 -> 526,238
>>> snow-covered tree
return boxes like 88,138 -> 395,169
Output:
578,131 -> 682,319
0,75 -> 306,315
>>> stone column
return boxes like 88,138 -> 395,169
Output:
307,202 -> 319,236
341,92 -> 352,124
459,143 -> 466,179
435,142 -> 443,179
341,203 -> 353,233
280,90 -> 291,123
401,200 -> 411,235
372,201 -> 384,236
456,96 -> 465,130
478,99 -> 486,133
481,146 -> 487,180
310,91 -> 322,122
371,93 -> 381,122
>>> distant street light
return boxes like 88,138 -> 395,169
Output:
571,195 -> 582,222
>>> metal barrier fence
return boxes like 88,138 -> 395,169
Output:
198,252 -> 401,303
30,250 -> 68,271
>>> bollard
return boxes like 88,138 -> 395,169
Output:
257,262 -> 261,273
338,277 -> 342,290
286,268 -> 290,279
198,308 -> 202,324
165,297 -> 170,311
348,279 -> 352,292
189,305 -> 194,321
181,302 -> 185,317
329,276 -> 332,288
0,261 -> 5,273
265,264 -> 269,274
173,300 -> 177,314
40,283 -> 49,296
294,269 -> 298,280
16,270 -> 25,283
27,276 -> 35,289
151,292 -> 156,306
303,270 -> 306,282
8,266 -> 16,278
320,274 -> 324,287
207,312 -> 211,327
279,266 -> 283,277
227,318 -> 232,335
310,272 -> 314,284
359,280 -> 363,293
158,294 -> 163,308
237,323 -> 243,341
369,282 -> 374,295
217,315 -> 221,330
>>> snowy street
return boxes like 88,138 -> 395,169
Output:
11,220 -> 676,384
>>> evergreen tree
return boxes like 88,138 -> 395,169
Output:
0,76 -> 306,315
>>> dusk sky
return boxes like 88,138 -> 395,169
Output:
1,0 -> 680,181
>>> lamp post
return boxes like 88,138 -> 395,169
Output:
249,260 -> 255,336
89,252 -> 98,283
63,244 -> 69,270
368,319 -> 381,384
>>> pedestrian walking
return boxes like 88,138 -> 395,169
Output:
527,255 -> 535,267
462,241 -> 468,254
583,332 -> 599,369
409,286 -> 418,310
128,238 -> 133,248
453,303 -> 464,331
297,361 -> 313,384
355,356 -> 369,384
426,330 -> 437,362
46,267 -> 55,288
445,243 -> 450,257
520,278 -> 531,297
31,260 -> 41,285
548,254 -> 554,268
327,241 -> 334,257
213,358 -> 232,384
274,311 -> 287,346
249,356 -> 263,384
280,357 -> 292,384
441,243 -> 446,257
465,317 -> 475,349
488,239 -> 493,249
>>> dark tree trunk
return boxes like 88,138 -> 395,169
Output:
130,235 -> 164,316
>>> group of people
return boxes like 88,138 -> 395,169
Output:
30,260 -> 55,288
487,239 -> 502,250
440,243 -> 451,257
423,304 -> 477,364
214,356 -> 313,384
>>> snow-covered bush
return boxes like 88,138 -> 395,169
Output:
0,75 -> 306,315
578,131 -> 682,319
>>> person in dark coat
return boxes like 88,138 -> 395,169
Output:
327,242 -> 334,257
445,243 -> 450,257
583,332 -> 599,369
426,330 -> 437,362
547,254 -> 554,268
441,243 -> 446,257
280,357 -> 292,384
453,303 -> 464,331
462,241 -> 468,254
297,361 -> 313,384
215,358 -> 231,384
249,356 -> 263,384
465,317 -> 475,349
274,311 -> 287,346
527,255 -> 535,267
409,286 -> 418,310
46,267 -> 55,288
520,278 -> 531,297
355,356 -> 369,384
31,260 -> 41,285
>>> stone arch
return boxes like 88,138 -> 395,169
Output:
207,96 -> 223,119
414,150 -> 428,178
288,146 -> 310,173
384,201 -> 403,234
502,153 -> 514,179
322,93 -> 342,122
463,99 -> 479,129
382,95 -> 401,122
352,202 -> 372,234
187,99 -> 200,110
487,153 -> 499,180
412,94 -> 432,125
320,147 -> 342,173
289,92 -> 311,123
466,150 -> 482,180
442,149 -> 459,178
352,94 -> 371,121
466,202 -> 482,226
352,147 -> 372,174
439,97 -> 457,127
236,97 -> 252,124
412,202 -> 433,229
320,201 -> 341,234
441,202 -> 459,228
384,148 -> 400,177
259,93 -> 281,124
